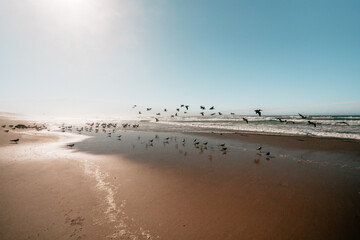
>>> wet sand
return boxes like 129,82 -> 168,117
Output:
1,117 -> 360,239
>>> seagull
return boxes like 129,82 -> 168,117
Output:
156,113 -> 160,115
308,121 -> 316,127
200,112 -> 204,116
277,118 -> 286,123
67,143 -> 75,148
10,138 -> 19,144
210,106 -> 215,110
336,121 -> 349,126
255,109 -> 262,116
230,113 -> 235,115
138,111 -> 142,114
200,106 -> 205,110
298,113 -> 307,119
176,108 -> 180,112
243,117 -> 248,124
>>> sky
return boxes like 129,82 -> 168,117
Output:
0,0 -> 359,117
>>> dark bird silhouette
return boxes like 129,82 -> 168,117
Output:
298,113 -> 307,119
164,109 -> 167,112
1,125 -> 5,128
171,115 -> 174,118
182,139 -> 186,143
218,112 -> 222,115
308,121 -> 316,127
203,142 -> 208,145
257,146 -> 262,151
194,139 -> 197,142
175,113 -> 178,116
219,143 -> 225,147
210,113 -> 216,116
149,139 -> 154,143
210,106 -> 215,110
132,105 -> 137,108
10,138 -> 19,144
181,105 -> 184,108
155,118 -> 159,122
156,113 -> 160,115
4,130 -> 9,132
138,111 -> 142,114
230,113 -> 235,115
266,152 -> 270,156
147,108 -> 152,111
200,106 -> 205,110
185,105 -> 189,110
336,121 -> 349,126
221,147 -> 227,151
200,112 -> 204,116
67,143 -> 75,148
176,108 -> 180,112
243,117 -> 248,124
255,109 -> 262,116
194,141 -> 200,145
277,118 -> 286,123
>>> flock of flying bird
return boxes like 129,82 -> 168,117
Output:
132,104 -> 350,127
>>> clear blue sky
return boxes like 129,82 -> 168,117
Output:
0,0 -> 359,117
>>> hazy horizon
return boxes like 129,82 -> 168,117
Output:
1,0 -> 359,117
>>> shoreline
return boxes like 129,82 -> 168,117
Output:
1,117 -> 360,239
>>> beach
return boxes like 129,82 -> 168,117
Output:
0,117 -> 360,239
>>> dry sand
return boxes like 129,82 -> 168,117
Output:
1,117 -> 360,239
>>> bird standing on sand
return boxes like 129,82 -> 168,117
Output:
255,109 -> 262,116
10,138 -> 19,144
257,146 -> 262,151
67,143 -> 75,148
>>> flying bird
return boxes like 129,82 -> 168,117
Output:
218,112 -> 222,115
210,113 -> 216,116
200,106 -> 205,110
308,121 -> 316,127
336,121 -> 349,126
200,112 -> 204,116
147,108 -> 152,111
176,108 -> 180,112
298,113 -> 307,119
230,113 -> 235,115
255,109 -> 262,116
67,143 -> 75,148
243,117 -> 248,124
210,106 -> 215,110
155,118 -> 159,122
185,105 -> 189,110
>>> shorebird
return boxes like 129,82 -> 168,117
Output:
4,129 -> 9,132
156,113 -> 160,115
138,111 -> 142,114
210,106 -> 215,110
221,147 -> 227,151
200,112 -> 204,116
171,115 -> 174,118
181,105 -> 184,108
257,146 -> 262,151
1,125 -> 5,128
203,142 -> 208,145
219,143 -> 226,147
200,106 -> 205,110
308,121 -> 316,127
230,113 -> 235,115
266,152 -> 270,156
242,117 -> 248,124
210,113 -> 216,116
218,112 -> 222,115
298,113 -> 307,119
255,109 -> 262,116
67,143 -> 75,148
10,138 -> 19,144
149,139 -> 154,143
182,139 -> 185,143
